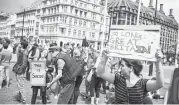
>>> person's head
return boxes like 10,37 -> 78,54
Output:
50,43 -> 56,47
3,43 -> 9,49
49,46 -> 61,58
120,58 -> 143,78
73,48 -> 81,59
0,39 -> 3,49
20,40 -> 28,50
4,38 -> 10,45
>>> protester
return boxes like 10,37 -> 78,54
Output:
47,46 -> 82,104
96,49 -> 164,104
28,43 -> 47,104
12,40 -> 28,104
0,43 -> 12,89
164,66 -> 179,104
73,48 -> 87,104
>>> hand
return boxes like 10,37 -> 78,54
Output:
45,68 -> 48,72
46,83 -> 52,89
155,48 -> 163,63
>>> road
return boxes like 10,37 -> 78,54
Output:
0,54 -> 175,104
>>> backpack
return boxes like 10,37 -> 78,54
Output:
54,53 -> 82,84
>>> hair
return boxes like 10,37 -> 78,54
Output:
122,59 -> 143,77
20,40 -> 28,49
3,43 -> 9,49
5,38 -> 10,45
50,43 -> 56,47
30,45 -> 37,57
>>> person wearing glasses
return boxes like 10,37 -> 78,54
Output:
96,49 -> 164,104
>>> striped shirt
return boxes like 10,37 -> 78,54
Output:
114,73 -> 149,104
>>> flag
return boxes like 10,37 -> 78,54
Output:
82,38 -> 88,47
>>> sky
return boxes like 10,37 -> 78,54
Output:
0,0 -> 179,23
131,0 -> 179,23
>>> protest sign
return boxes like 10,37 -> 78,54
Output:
30,61 -> 46,86
108,25 -> 161,61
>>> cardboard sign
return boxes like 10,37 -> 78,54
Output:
30,61 -> 46,86
108,25 -> 161,61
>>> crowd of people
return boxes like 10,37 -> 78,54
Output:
0,37 -> 176,104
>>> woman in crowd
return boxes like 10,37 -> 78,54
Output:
13,40 -> 29,104
96,49 -> 164,104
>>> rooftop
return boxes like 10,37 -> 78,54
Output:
108,0 -> 178,26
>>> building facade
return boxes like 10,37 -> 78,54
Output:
0,13 -> 9,38
15,0 -> 42,42
39,0 -> 109,49
0,12 -> 16,39
108,0 -> 178,60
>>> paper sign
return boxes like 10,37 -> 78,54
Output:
108,25 -> 161,61
30,61 -> 46,86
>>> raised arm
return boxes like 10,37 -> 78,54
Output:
146,49 -> 164,91
96,51 -> 115,84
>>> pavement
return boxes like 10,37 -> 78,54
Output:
0,54 -> 175,104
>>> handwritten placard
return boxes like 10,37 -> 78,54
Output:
30,61 -> 46,86
108,25 -> 161,61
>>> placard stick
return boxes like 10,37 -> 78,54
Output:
100,0 -> 108,56
136,0 -> 142,25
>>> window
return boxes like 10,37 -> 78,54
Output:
73,29 -> 76,36
68,28 -> 71,35
64,6 -> 67,12
78,30 -> 81,37
61,28 -> 65,34
83,31 -> 86,37
74,19 -> 77,25
79,20 -> 82,26
84,21 -> 87,27
84,12 -> 87,17
75,9 -> 78,15
80,11 -> 83,17
70,7 -> 73,13
93,23 -> 96,28
69,18 -> 72,24
92,32 -> 95,38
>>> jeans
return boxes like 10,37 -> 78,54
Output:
16,74 -> 26,101
73,76 -> 83,104
31,86 -> 46,104
90,74 -> 103,98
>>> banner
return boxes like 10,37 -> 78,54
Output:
108,25 -> 161,61
30,61 -> 46,86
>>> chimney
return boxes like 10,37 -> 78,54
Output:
159,4 -> 165,14
148,0 -> 153,8
136,0 -> 139,3
141,2 -> 143,6
169,9 -> 174,18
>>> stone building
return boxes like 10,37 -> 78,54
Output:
108,0 -> 178,59
39,0 -> 110,49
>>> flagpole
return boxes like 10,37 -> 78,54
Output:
136,0 -> 142,25
100,0 -> 108,56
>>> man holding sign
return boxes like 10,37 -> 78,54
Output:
47,46 -> 82,104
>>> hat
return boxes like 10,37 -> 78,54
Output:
49,46 -> 61,51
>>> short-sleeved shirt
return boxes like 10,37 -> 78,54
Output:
114,73 -> 149,104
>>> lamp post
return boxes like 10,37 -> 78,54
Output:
21,9 -> 25,40
154,0 -> 158,25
